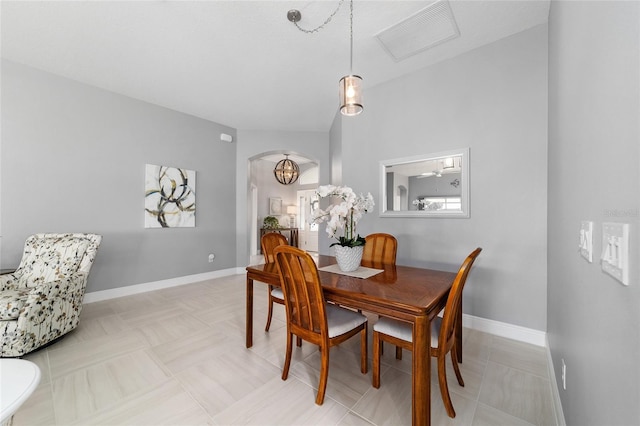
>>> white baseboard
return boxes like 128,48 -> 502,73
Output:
83,267 -> 243,304
462,313 -> 547,347
546,335 -> 567,426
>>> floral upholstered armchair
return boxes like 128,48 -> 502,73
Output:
0,233 -> 102,357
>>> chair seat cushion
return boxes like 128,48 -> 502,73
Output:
0,288 -> 31,320
271,287 -> 284,300
373,316 -> 442,348
326,304 -> 367,338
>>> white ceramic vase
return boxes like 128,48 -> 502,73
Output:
334,245 -> 364,272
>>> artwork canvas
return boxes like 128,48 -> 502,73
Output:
145,164 -> 196,228
269,197 -> 282,215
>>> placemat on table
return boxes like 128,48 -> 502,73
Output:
318,264 -> 384,279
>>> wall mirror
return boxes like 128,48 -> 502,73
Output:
379,148 -> 469,218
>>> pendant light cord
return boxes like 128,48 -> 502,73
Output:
349,0 -> 354,73
291,0 -> 345,34
288,0 -> 355,74
288,0 -> 362,116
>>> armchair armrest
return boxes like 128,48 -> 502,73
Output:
23,273 -> 88,301
0,273 -> 19,291
15,273 -> 89,332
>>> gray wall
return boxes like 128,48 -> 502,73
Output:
329,109 -> 343,186
332,24 -> 549,331
1,59 -> 238,293
548,2 -> 640,425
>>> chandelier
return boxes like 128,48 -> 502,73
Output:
273,155 -> 300,185
287,0 -> 363,116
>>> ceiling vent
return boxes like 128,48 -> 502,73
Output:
375,0 -> 460,62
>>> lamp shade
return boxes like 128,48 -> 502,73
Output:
273,155 -> 300,185
286,205 -> 297,215
339,75 -> 363,116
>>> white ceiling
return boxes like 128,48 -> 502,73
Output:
1,0 -> 550,133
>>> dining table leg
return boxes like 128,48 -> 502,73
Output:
246,275 -> 254,348
412,315 -> 431,426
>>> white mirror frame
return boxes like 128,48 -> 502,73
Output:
379,148 -> 470,218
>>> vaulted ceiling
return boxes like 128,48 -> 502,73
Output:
1,1 -> 550,132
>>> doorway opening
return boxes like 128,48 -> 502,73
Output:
248,152 -> 319,264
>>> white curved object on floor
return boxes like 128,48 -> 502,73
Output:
0,359 -> 41,425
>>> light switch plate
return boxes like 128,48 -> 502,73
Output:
579,221 -> 593,262
601,222 -> 629,285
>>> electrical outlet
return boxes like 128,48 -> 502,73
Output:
208,254 -> 215,263
561,359 -> 566,390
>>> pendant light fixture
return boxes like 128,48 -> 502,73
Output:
339,0 -> 363,116
273,155 -> 300,185
287,0 -> 363,116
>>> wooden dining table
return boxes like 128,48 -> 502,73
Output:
245,255 -> 459,426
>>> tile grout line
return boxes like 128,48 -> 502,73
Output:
467,333 -> 493,425
478,334 -> 550,426
171,372 -> 218,424
44,349 -> 60,426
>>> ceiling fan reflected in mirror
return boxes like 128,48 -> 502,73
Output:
417,170 -> 442,178
415,156 -> 461,178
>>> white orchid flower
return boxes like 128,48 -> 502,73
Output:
310,185 -> 375,247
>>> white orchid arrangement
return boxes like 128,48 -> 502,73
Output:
311,185 -> 375,247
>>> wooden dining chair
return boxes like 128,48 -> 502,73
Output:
372,247 -> 482,418
362,233 -> 398,267
273,245 -> 368,405
362,233 -> 399,354
261,232 -> 289,332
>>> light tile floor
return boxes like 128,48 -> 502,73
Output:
13,274 -> 557,425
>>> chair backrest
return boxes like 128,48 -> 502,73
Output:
438,247 -> 482,347
362,233 -> 398,266
261,232 -> 289,263
273,245 -> 327,341
16,233 -> 103,288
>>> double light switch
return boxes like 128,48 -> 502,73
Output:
601,222 -> 630,286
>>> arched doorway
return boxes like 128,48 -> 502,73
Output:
248,152 -> 319,263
